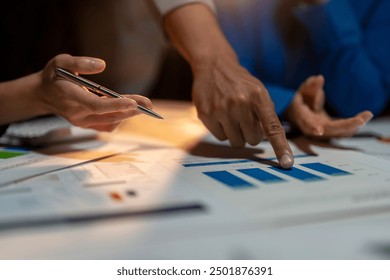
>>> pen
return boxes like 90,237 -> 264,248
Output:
55,67 -> 164,120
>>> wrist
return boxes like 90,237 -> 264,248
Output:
23,72 -> 52,117
191,46 -> 239,76
163,2 -> 239,75
0,72 -> 50,125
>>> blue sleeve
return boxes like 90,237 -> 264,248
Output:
216,3 -> 257,76
263,83 -> 295,117
217,3 -> 295,118
294,0 -> 390,117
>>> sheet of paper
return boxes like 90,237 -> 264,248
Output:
332,116 -> 390,160
0,145 -> 235,231
1,132 -> 390,259
2,133 -> 390,229
333,137 -> 390,161
0,140 -> 137,187
157,137 -> 390,224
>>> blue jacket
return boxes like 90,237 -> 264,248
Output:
217,0 -> 390,117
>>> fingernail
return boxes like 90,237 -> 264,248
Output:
91,58 -> 105,68
315,127 -> 324,136
363,113 -> 373,124
280,154 -> 294,169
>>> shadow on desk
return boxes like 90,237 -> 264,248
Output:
188,141 -> 283,167
188,135 -> 364,169
290,136 -> 361,156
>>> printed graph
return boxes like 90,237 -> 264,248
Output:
185,160 -> 352,189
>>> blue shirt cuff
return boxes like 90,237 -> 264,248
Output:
264,84 -> 295,117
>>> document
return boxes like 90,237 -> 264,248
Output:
0,140 -> 136,187
0,144 -> 223,231
1,132 -> 390,259
1,132 -> 390,232
333,116 -> 390,160
333,137 -> 390,161
158,137 -> 390,225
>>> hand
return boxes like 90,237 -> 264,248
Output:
192,55 -> 294,168
285,75 -> 373,138
161,3 -> 293,168
35,54 -> 152,131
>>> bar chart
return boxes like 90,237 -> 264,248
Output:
201,162 -> 351,189
168,148 -> 390,222
174,147 -> 384,192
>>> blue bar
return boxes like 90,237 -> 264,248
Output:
237,168 -> 285,183
203,171 -> 254,188
300,163 -> 352,176
270,167 -> 325,182
183,159 -> 251,167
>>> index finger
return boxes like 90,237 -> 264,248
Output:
48,54 -> 106,76
254,93 -> 294,169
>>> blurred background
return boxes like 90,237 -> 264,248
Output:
0,0 -> 182,97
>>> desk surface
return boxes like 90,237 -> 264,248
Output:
1,100 -> 390,260
116,99 -> 207,148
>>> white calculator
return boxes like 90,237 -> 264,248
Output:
0,115 -> 97,147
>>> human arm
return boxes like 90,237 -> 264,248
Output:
158,2 -> 294,168
0,54 -> 152,131
284,75 -> 373,138
294,0 -> 390,117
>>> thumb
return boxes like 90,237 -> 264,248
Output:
300,75 -> 325,112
